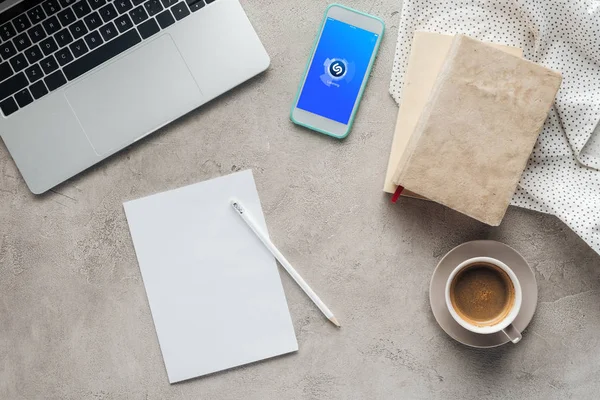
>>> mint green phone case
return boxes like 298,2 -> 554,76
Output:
289,4 -> 384,139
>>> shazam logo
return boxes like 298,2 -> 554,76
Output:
329,60 -> 346,78
321,58 -> 355,87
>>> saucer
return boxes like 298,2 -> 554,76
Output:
430,240 -> 537,348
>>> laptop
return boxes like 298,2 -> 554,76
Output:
0,0 -> 269,193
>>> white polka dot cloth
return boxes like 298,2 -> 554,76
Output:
389,0 -> 600,255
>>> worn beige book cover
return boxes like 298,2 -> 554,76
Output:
383,32 -> 523,195
392,35 -> 562,226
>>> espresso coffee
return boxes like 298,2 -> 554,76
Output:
449,262 -> 515,326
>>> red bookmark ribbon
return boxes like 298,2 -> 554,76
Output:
391,186 -> 404,203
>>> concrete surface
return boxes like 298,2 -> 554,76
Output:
1,0 -> 600,399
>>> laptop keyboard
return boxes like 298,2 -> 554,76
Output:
0,0 -> 217,116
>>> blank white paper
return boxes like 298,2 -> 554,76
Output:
123,170 -> 297,383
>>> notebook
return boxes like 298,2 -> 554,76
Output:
392,35 -> 562,225
383,32 -> 523,195
123,170 -> 298,383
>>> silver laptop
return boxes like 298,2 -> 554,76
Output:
0,0 -> 269,193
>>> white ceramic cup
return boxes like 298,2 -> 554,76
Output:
445,257 -> 523,344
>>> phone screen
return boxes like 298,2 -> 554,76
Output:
296,17 -> 380,125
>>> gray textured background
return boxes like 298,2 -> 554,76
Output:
2,0 -> 600,399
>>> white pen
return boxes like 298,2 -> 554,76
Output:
230,198 -> 340,328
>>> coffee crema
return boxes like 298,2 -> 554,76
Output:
449,262 -> 515,327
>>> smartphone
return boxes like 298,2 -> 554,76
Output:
290,4 -> 384,139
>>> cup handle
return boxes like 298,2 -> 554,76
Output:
502,324 -> 522,344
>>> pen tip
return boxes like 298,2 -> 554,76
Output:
329,316 -> 341,328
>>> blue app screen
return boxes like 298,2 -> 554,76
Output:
297,18 -> 379,124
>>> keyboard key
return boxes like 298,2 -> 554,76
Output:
27,6 -> 47,24
0,72 -> 28,100
115,14 -> 133,32
40,36 -> 58,55
15,88 -> 33,107
99,3 -> 118,22
69,38 -> 88,57
29,80 -> 49,99
0,61 -> 13,82
24,45 -> 43,64
0,23 -> 16,41
42,0 -> 62,16
58,0 -> 76,7
42,16 -> 61,35
64,28 -> 140,80
88,0 -> 107,10
186,0 -> 204,12
40,55 -> 59,74
129,6 -> 148,24
69,20 -> 88,39
57,7 -> 77,26
25,63 -> 43,82
143,0 -> 163,16
155,9 -> 174,28
14,32 -> 32,51
44,69 -> 66,90
83,11 -> 102,30
0,41 -> 17,60
115,0 -> 133,14
9,53 -> 28,72
170,2 -> 189,20
0,97 -> 18,116
55,28 -> 73,47
27,24 -> 47,43
132,0 -> 144,5
160,0 -> 177,7
83,30 -> 102,50
56,47 -> 74,65
137,18 -> 158,39
13,15 -> 32,33
73,0 -> 91,18
205,0 -> 215,3
99,22 -> 117,41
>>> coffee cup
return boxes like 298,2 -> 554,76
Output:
445,257 -> 523,343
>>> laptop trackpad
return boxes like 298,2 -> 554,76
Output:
65,34 -> 203,156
